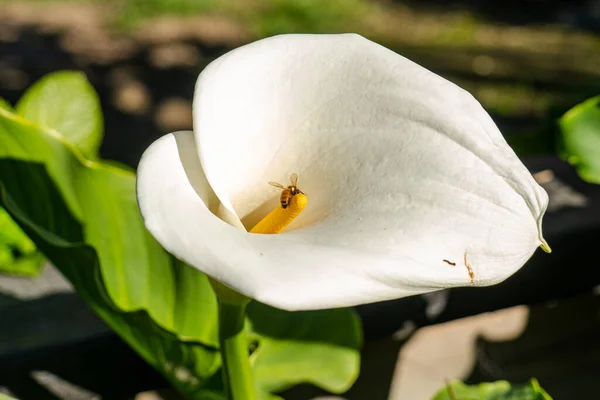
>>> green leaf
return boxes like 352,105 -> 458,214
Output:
248,302 -> 362,397
432,378 -> 552,400
5,72 -> 103,275
16,71 -> 103,158
0,97 -> 42,276
0,107 -> 219,347
0,160 -> 220,397
0,243 -> 44,277
0,394 -> 19,400
558,95 -> 600,184
0,205 -> 44,277
0,97 -> 13,111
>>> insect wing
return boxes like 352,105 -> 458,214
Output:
269,181 -> 285,189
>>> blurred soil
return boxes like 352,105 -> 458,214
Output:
1,1 -> 600,165
0,2 -> 248,166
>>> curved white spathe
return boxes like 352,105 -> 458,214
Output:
137,34 -> 548,311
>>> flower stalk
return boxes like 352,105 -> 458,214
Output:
218,300 -> 256,400
215,192 -> 308,398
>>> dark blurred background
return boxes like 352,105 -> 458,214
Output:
1,0 -> 600,167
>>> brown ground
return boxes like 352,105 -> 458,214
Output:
0,1 -> 599,162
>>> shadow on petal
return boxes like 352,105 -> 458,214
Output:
173,131 -> 244,229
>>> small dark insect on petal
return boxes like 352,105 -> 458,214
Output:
442,259 -> 456,266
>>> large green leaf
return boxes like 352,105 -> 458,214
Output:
15,71 -> 103,159
248,302 -> 361,397
0,97 -> 44,277
558,95 -> 600,184
0,107 -> 219,347
1,68 -> 107,277
0,159 -> 220,397
432,378 -> 552,400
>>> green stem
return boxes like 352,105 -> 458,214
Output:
218,300 -> 257,400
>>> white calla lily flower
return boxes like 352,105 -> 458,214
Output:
136,33 -> 549,311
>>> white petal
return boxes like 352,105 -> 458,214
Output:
185,34 -> 548,307
137,128 -> 546,311
193,34 -> 547,235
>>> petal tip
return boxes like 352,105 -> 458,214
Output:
540,239 -> 552,254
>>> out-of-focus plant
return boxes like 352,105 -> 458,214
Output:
0,98 -> 44,277
558,95 -> 600,185
432,378 -> 552,400
0,206 -> 43,276
108,0 -> 378,34
0,71 -> 360,399
0,72 -> 102,277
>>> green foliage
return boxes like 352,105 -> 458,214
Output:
248,302 -> 362,396
16,71 -> 103,159
0,394 -> 19,400
0,106 -> 220,347
558,95 -> 600,184
0,145 -> 221,397
0,98 -> 43,275
0,72 -> 361,398
80,0 -> 378,34
0,97 -> 44,277
0,72 -> 103,277
113,0 -> 216,29
432,378 -> 552,400
0,207 -> 44,276
248,0 -> 374,37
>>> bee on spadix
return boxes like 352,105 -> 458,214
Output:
269,173 -> 304,209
